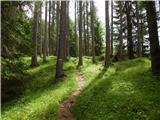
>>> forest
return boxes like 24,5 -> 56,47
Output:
1,0 -> 160,120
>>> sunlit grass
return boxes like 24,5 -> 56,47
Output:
2,56 -> 78,120
71,57 -> 160,120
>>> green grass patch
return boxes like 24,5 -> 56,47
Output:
71,58 -> 160,120
2,56 -> 78,120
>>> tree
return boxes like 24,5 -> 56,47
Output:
145,1 -> 160,75
55,1 -> 67,78
105,1 -> 110,66
66,1 -> 70,58
39,2 -> 43,57
119,1 -> 123,60
51,1 -> 56,55
136,2 -> 142,57
48,1 -> 52,55
31,2 -> 40,67
113,1 -> 125,61
86,1 -> 90,56
111,1 -> 113,57
75,1 -> 78,56
78,1 -> 83,66
63,1 -> 69,60
43,1 -> 48,62
126,1 -> 134,59
94,19 -> 104,56
56,1 -> 60,56
90,1 -> 96,63
1,1 -> 32,101
83,2 -> 87,56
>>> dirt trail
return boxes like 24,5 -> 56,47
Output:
58,69 -> 85,120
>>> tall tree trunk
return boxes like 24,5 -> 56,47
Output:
39,2 -> 43,57
75,1 -> 78,57
48,1 -> 52,55
86,1 -> 89,56
90,1 -> 96,63
78,1 -> 83,66
126,1 -> 134,59
52,1 -> 55,55
111,1 -> 113,57
31,2 -> 39,67
62,1 -> 68,60
83,2 -> 86,56
119,1 -> 123,60
136,1 -> 142,57
105,1 -> 110,66
55,1 -> 67,78
66,1 -> 70,58
146,1 -> 160,75
140,18 -> 144,56
56,1 -> 60,56
43,1 -> 48,62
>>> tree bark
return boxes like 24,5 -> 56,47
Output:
78,1 -> 83,66
140,18 -> 144,56
86,1 -> 89,56
83,2 -> 86,56
136,2 -> 142,57
111,1 -> 113,57
31,2 -> 39,67
119,1 -> 123,60
90,1 -> 96,63
75,1 -> 78,57
48,1 -> 52,55
55,1 -> 67,78
66,1 -> 70,58
126,1 -> 134,59
146,1 -> 160,75
43,1 -> 48,62
56,1 -> 60,56
105,1 -> 110,66
52,1 -> 55,55
39,2 -> 43,58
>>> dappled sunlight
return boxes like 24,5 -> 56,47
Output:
2,57 -> 78,120
72,58 -> 160,120
109,81 -> 135,95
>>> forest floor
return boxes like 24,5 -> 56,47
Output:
59,68 -> 85,120
71,57 -> 160,120
2,57 -> 160,120
1,56 -> 78,120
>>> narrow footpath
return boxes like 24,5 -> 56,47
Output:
58,68 -> 85,120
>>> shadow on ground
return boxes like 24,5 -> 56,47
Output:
71,58 -> 160,120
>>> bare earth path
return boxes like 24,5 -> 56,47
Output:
58,68 -> 85,120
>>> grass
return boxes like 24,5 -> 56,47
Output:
71,57 -> 160,120
2,57 -> 160,120
2,56 -> 78,120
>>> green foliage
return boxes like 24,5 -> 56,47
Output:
2,1 -> 32,57
1,1 -> 32,82
71,58 -> 160,120
94,19 -> 104,56
2,56 -> 78,120
1,57 -> 26,81
69,19 -> 78,57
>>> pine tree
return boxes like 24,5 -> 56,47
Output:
55,1 -> 67,78
78,1 -> 83,66
145,1 -> 160,75
31,2 -> 40,67
105,1 -> 110,66
90,1 -> 96,63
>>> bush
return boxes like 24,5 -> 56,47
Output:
1,56 -> 27,102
